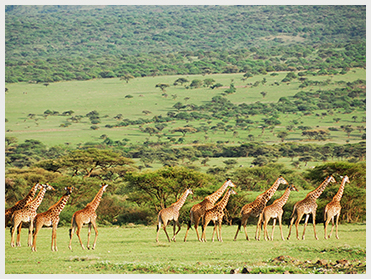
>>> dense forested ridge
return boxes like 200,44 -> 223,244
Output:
5,5 -> 366,83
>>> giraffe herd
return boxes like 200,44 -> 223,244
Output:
5,175 -> 350,251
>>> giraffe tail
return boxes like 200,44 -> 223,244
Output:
69,215 -> 76,238
236,219 -> 241,232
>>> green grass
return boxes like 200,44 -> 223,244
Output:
5,223 -> 365,274
5,69 -> 366,147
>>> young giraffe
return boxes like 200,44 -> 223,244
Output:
32,187 -> 74,252
256,184 -> 298,241
201,188 -> 237,242
184,178 -> 236,242
5,183 -> 40,228
287,175 -> 336,240
324,175 -> 350,239
10,183 -> 55,247
68,184 -> 108,250
233,176 -> 288,241
156,188 -> 193,242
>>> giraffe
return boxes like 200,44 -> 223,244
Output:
68,184 -> 108,250
256,184 -> 298,241
156,188 -> 193,242
10,183 -> 55,247
201,188 -> 237,242
5,183 -> 40,228
184,178 -> 236,242
324,175 -> 350,239
32,187 -> 74,252
287,175 -> 336,240
233,176 -> 288,241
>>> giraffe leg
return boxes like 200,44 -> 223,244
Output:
295,213 -> 305,240
201,219 -> 210,242
263,218 -> 268,241
256,214 -> 263,241
211,221 -> 217,242
183,218 -> 192,242
270,218 -> 276,241
255,214 -> 262,240
218,220 -> 223,242
68,221 -> 76,250
328,216 -> 335,239
162,225 -> 171,242
90,220 -> 99,249
76,223 -> 85,250
240,216 -> 250,241
11,219 -> 21,247
335,214 -> 340,239
312,212 -> 319,240
324,212 -> 329,239
28,219 -> 34,247
87,223 -> 92,249
31,221 -> 43,252
287,215 -> 296,240
171,220 -> 181,242
51,223 -> 58,251
16,221 -> 23,247
278,214 -> 284,241
302,214 -> 310,240
194,217 -> 202,242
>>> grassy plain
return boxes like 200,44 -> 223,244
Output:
5,69 -> 366,147
4,223 -> 366,274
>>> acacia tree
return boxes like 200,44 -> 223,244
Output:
155,83 -> 170,92
124,166 -> 212,211
55,148 -> 135,178
172,127 -> 197,137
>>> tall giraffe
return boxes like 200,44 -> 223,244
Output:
287,175 -> 336,240
201,188 -> 237,242
68,184 -> 108,250
10,183 -> 55,247
184,179 -> 236,242
32,187 -> 74,252
256,184 -> 298,241
5,183 -> 40,228
156,188 -> 193,242
233,176 -> 288,241
324,175 -> 350,239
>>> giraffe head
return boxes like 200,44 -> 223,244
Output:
288,184 -> 299,192
277,175 -> 289,185
101,183 -> 109,191
228,188 -> 237,195
43,183 -> 55,191
327,175 -> 337,184
225,178 -> 236,188
64,186 -> 74,195
35,183 -> 44,191
186,189 -> 194,195
340,175 -> 350,184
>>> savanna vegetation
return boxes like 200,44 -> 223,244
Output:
5,5 -> 366,274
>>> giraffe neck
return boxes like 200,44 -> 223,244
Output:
215,190 -> 232,210
308,177 -> 331,200
205,180 -> 229,204
172,190 -> 191,211
273,187 -> 291,208
48,194 -> 71,214
23,184 -> 39,204
333,177 -> 346,202
263,178 -> 281,201
28,187 -> 47,210
86,187 -> 105,211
